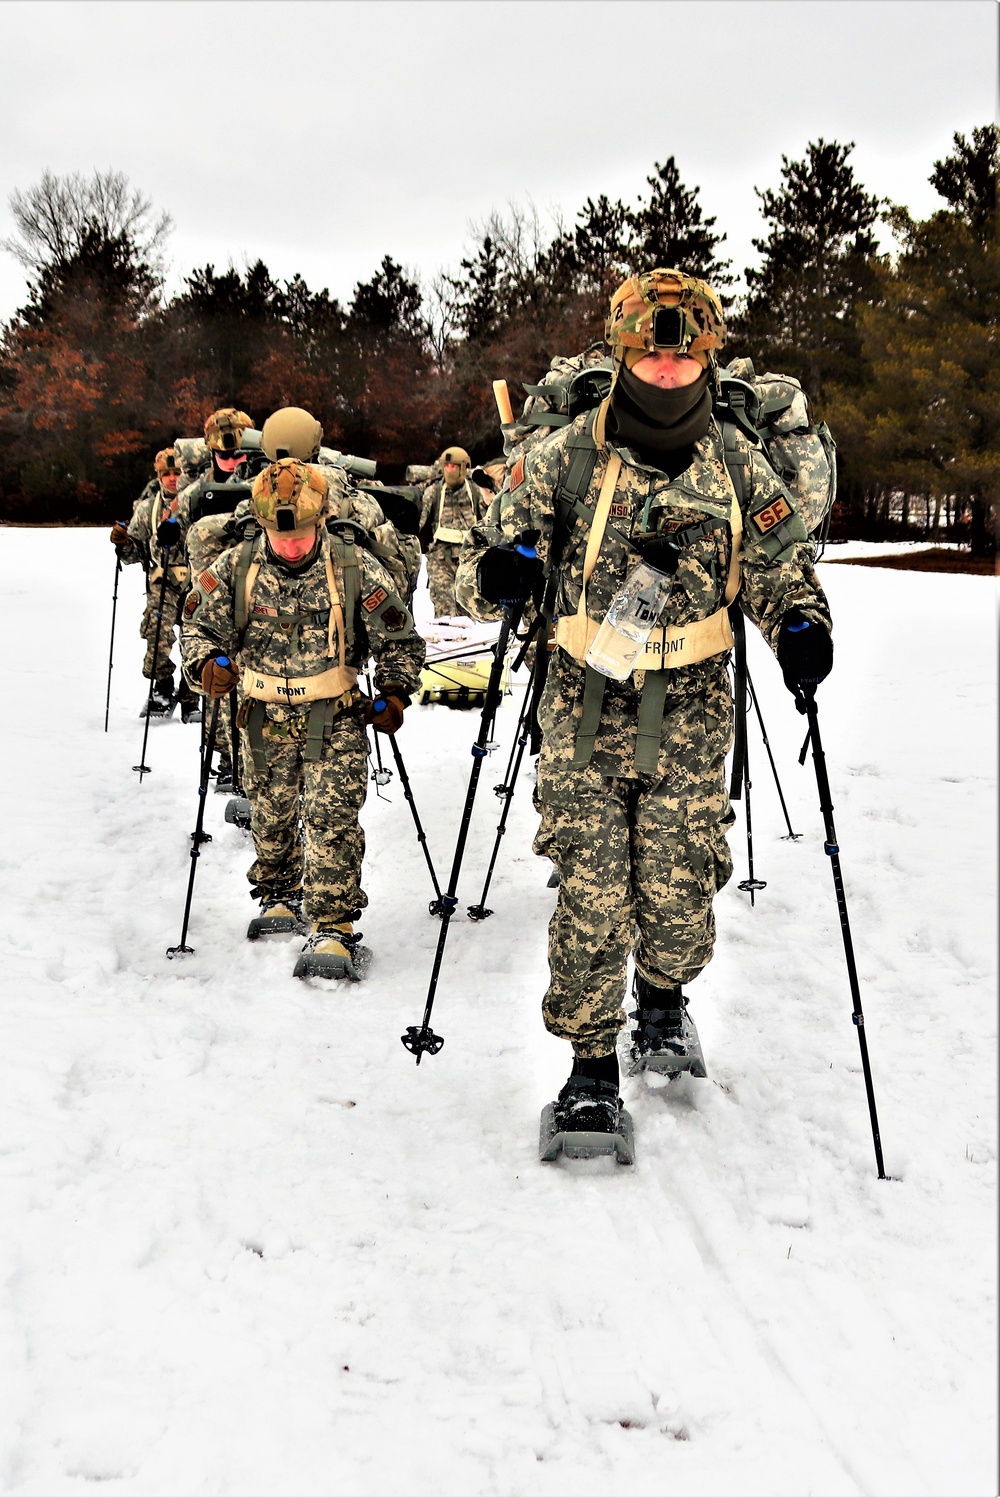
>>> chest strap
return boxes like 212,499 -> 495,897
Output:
434,479 -> 471,544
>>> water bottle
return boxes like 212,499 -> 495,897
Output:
585,560 -> 674,681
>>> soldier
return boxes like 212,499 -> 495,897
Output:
110,446 -> 199,720
457,268 -> 834,1151
180,457 -> 425,979
419,447 -> 487,619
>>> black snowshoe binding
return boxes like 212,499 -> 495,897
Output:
214,760 -> 235,793
627,977 -> 707,1079
225,796 -> 252,830
180,695 -> 202,725
246,893 -> 307,940
293,922 -> 370,981
141,679 -> 175,718
540,1074 -> 634,1166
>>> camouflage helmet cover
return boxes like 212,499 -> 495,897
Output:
154,447 -> 178,476
439,447 -> 471,468
251,458 -> 329,532
605,269 -> 726,359
204,407 -> 253,452
261,406 -> 324,462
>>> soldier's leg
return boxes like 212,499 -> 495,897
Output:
300,713 -> 368,924
243,726 -> 305,900
533,740 -> 633,1059
632,671 -> 735,985
427,546 -> 467,618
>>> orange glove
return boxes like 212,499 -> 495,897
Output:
369,687 -> 407,735
201,656 -> 240,698
110,521 -> 129,546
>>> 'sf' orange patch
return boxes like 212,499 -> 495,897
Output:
362,586 -> 388,613
509,457 -> 525,490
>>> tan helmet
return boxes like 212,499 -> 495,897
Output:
251,459 -> 329,533
606,269 -> 726,370
153,447 -> 178,477
440,447 -> 471,468
261,406 -> 324,462
204,407 -> 252,452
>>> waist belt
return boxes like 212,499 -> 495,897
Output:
240,683 -> 360,772
149,564 -> 189,588
242,663 -> 359,705
554,606 -> 734,672
433,525 -> 467,544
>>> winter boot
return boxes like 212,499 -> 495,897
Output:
141,677 -> 175,717
246,892 -> 306,940
293,921 -> 368,981
178,687 -> 202,726
539,1053 -> 634,1165
214,758 -> 235,794
627,976 -> 707,1078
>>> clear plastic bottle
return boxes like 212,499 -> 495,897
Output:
585,560 -> 674,680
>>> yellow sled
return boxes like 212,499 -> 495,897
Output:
418,655 -> 510,708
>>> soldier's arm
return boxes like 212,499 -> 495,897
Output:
124,492 -> 153,566
739,449 -> 832,652
454,440 -> 561,619
179,552 -> 240,692
356,556 -> 426,696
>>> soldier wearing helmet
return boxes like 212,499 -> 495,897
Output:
418,445 -> 487,619
109,445 -> 200,720
456,268 -> 833,1154
179,456 -> 425,980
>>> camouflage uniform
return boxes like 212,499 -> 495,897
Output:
122,481 -> 194,693
456,405 -> 831,1057
420,476 -> 487,617
180,523 -> 425,925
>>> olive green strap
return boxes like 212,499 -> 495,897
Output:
304,699 -> 332,762
635,672 -> 670,777
246,699 -> 269,774
233,533 -> 259,645
571,667 -> 607,770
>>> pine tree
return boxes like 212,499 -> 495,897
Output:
630,158 -> 731,288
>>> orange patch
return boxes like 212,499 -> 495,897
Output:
509,456 -> 525,491
183,591 -> 199,617
362,586 -> 388,613
752,496 -> 793,534
200,570 -> 220,592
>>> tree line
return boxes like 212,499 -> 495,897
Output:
0,127 -> 995,554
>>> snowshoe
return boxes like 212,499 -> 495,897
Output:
539,1075 -> 634,1165
225,796 -> 252,830
293,922 -> 370,981
140,681 -> 175,718
627,982 -> 707,1079
214,761 -> 235,794
180,698 -> 202,725
246,894 -> 307,940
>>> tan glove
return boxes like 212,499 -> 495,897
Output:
201,656 -> 240,699
369,687 -> 408,735
110,522 -> 129,546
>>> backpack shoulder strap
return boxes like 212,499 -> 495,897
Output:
233,528 -> 262,647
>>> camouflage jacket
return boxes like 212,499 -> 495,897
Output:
420,476 -> 487,545
455,406 -> 831,777
124,481 -> 193,591
180,524 -> 425,716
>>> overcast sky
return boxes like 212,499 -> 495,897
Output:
0,0 -> 995,322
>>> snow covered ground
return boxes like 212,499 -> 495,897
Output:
1,530 -> 996,1497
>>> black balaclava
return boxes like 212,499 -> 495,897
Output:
608,365 -> 712,477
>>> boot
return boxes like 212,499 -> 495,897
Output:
293,920 -> 364,980
628,975 -> 707,1078
141,677 -> 175,717
539,1051 -> 634,1164
178,688 -> 201,725
214,758 -> 235,793
246,892 -> 306,940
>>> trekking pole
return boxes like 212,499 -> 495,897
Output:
365,672 -> 392,787
746,666 -> 800,841
736,725 -> 766,906
133,536 -> 176,781
377,728 -> 443,908
229,689 -> 243,796
103,547 -> 124,732
402,597 -> 525,1063
467,675 -> 534,921
166,672 -> 226,958
796,685 -> 886,1179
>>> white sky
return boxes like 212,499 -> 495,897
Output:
0,0 -> 996,321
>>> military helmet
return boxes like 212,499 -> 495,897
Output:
439,447 -> 471,468
154,447 -> 178,476
251,459 -> 329,532
261,406 -> 324,463
204,407 -> 252,452
606,270 -> 726,364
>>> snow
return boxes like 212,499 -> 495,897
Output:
0,529 -> 996,1497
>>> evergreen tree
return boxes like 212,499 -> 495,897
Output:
631,157 -> 731,287
733,139 -> 881,398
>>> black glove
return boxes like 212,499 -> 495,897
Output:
776,608 -> 833,694
157,517 -> 180,550
634,534 -> 680,574
477,542 -> 543,606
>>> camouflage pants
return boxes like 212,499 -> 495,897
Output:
241,708 -> 368,925
533,672 -> 735,1058
140,589 -> 183,682
426,543 -> 470,619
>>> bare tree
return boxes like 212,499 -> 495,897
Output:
2,169 -> 172,277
